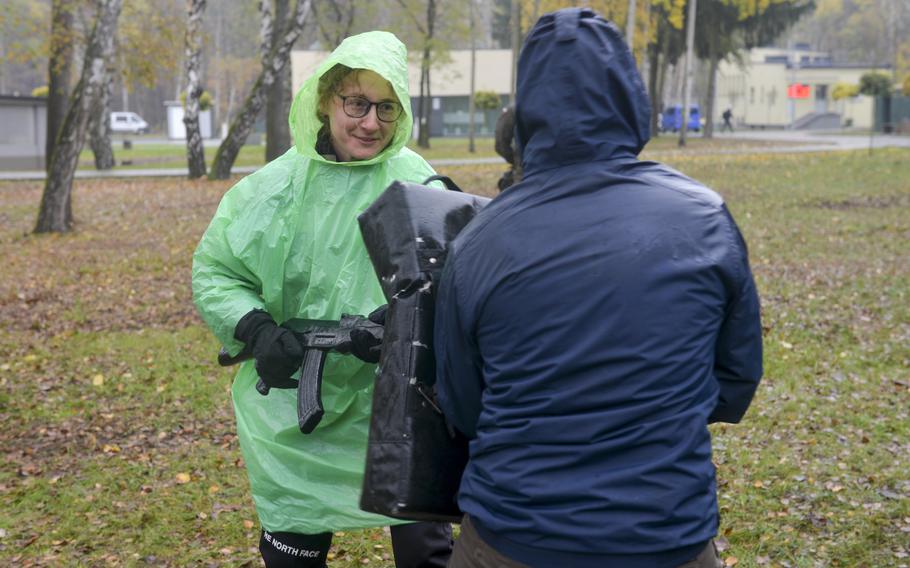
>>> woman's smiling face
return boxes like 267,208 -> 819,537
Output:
325,70 -> 398,162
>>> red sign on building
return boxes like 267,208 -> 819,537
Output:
787,83 -> 811,99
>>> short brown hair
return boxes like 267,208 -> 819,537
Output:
316,64 -> 359,131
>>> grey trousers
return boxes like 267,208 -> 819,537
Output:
449,515 -> 724,568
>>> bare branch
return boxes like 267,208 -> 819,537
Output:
394,0 -> 426,35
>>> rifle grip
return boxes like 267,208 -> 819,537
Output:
297,349 -> 327,434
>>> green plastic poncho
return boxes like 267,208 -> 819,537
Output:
191,31 -> 437,534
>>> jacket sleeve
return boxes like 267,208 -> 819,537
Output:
710,213 -> 763,424
434,255 -> 485,439
191,181 -> 267,356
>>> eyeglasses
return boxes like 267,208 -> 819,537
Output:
336,94 -> 403,123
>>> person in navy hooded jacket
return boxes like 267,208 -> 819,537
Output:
434,8 -> 763,568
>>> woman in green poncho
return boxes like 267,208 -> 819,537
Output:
192,31 -> 452,567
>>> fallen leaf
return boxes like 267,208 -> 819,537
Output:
92,374 -> 104,386
175,473 -> 191,484
725,556 -> 739,566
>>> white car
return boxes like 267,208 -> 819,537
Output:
110,111 -> 149,134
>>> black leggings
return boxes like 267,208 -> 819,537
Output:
260,522 -> 453,568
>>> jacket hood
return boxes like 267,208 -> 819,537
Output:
515,9 -> 650,175
289,31 -> 413,166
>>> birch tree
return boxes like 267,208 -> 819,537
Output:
265,0 -> 292,162
46,0 -> 76,166
209,0 -> 312,180
35,0 -> 124,234
88,69 -> 115,169
184,0 -> 207,178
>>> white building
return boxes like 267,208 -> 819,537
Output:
714,47 -> 889,129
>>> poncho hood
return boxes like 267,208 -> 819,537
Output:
515,9 -> 651,176
289,31 -> 414,166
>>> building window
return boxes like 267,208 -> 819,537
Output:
750,87 -> 755,104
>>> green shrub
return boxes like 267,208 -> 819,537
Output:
473,90 -> 501,110
179,90 -> 213,111
858,72 -> 893,97
832,82 -> 859,101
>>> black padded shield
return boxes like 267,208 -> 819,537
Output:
357,180 -> 489,522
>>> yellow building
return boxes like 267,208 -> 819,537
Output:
715,47 -> 889,129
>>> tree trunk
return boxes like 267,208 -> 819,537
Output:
416,64 -> 426,145
209,0 -> 311,180
416,0 -> 436,149
678,0 -> 697,148
703,55 -> 719,139
46,0 -> 76,168
184,0 -> 208,179
266,0 -> 293,162
647,46 -> 662,136
626,0 -> 637,49
89,72 -> 115,170
510,0 -> 520,105
35,0 -> 124,234
468,0 -> 476,154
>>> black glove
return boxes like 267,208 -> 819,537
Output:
234,309 -> 304,390
349,305 -> 387,364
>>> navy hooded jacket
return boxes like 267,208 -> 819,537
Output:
434,9 -> 763,568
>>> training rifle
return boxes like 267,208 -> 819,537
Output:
218,314 -> 381,434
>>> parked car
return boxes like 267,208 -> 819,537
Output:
110,111 -> 149,134
660,104 -> 701,133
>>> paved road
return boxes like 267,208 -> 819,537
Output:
2,130 -> 907,182
706,129 -> 910,154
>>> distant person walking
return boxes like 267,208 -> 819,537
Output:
721,108 -> 734,132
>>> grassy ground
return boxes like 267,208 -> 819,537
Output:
2,148 -> 909,567
77,141 -> 267,171
75,133 -> 789,171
